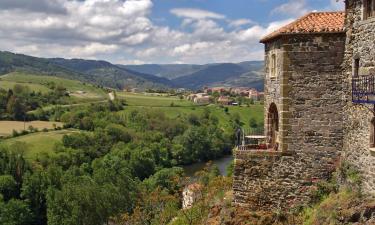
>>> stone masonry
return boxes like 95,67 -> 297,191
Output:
233,12 -> 346,210
343,0 -> 375,194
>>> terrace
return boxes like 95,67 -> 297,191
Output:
235,102 -> 280,152
235,127 -> 279,152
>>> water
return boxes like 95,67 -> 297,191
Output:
183,154 -> 234,177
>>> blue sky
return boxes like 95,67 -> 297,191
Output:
152,0 -> 340,28
0,0 -> 344,64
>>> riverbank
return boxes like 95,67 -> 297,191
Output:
183,154 -> 233,177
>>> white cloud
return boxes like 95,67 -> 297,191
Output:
0,0 -> 307,65
228,19 -> 253,27
170,8 -> 226,20
271,0 -> 309,17
70,43 -> 119,57
117,59 -> 146,65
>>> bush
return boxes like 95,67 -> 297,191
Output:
310,180 -> 338,204
337,161 -> 362,191
12,130 -> 19,137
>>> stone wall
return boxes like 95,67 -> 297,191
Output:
343,0 -> 375,195
233,150 -> 339,210
285,34 -> 345,154
264,39 -> 284,146
233,33 -> 346,210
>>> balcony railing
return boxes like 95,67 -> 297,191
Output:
352,75 -> 375,104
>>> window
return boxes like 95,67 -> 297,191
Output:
270,54 -> 276,78
353,58 -> 360,77
364,0 -> 375,20
371,118 -> 375,148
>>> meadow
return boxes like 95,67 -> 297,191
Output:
0,72 -> 107,99
1,129 -> 78,159
118,92 -> 264,130
117,92 -> 194,107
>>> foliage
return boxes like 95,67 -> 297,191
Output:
0,87 -> 251,225
0,84 -> 68,120
0,199 -> 33,225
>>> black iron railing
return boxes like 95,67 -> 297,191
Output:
352,75 -> 375,104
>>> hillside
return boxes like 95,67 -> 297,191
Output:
0,51 -> 264,91
0,51 -> 171,90
50,58 -> 173,89
122,64 -> 206,79
123,61 -> 264,90
172,62 -> 264,90
0,72 -> 107,99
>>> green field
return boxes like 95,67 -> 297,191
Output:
117,92 -> 194,107
118,92 -> 264,130
0,72 -> 107,99
1,129 -> 78,159
0,80 -> 51,93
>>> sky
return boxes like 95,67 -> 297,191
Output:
0,0 -> 344,65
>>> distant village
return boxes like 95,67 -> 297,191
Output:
187,87 -> 264,105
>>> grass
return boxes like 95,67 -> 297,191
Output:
117,92 -> 194,107
1,129 -> 78,159
0,80 -> 51,93
117,92 -> 264,130
0,72 -> 107,99
0,121 -> 63,137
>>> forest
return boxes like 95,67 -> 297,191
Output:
0,84 -> 243,225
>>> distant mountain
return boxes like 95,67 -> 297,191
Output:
0,51 -> 171,90
121,64 -> 205,80
50,58 -> 173,89
172,63 -> 246,89
0,51 -> 264,91
123,61 -> 264,90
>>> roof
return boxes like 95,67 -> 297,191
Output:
260,11 -> 345,43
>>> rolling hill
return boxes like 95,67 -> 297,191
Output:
0,72 -> 107,99
123,61 -> 264,90
0,51 -> 171,90
122,64 -> 206,80
0,51 -> 264,91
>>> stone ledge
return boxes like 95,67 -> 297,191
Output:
369,148 -> 375,157
235,150 -> 295,158
357,17 -> 375,27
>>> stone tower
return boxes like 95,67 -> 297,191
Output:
233,12 -> 346,210
343,0 -> 375,195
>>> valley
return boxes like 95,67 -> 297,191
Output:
0,51 -> 264,91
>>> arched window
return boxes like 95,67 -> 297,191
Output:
268,103 -> 279,149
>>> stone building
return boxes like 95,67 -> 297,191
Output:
343,0 -> 375,194
233,12 -> 346,210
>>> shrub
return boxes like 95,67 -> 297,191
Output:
12,129 -> 19,137
337,161 -> 362,191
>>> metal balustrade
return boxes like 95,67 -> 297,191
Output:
352,75 -> 375,104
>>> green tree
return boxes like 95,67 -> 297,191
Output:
0,175 -> 17,201
47,175 -> 123,225
0,199 -> 33,225
249,118 -> 258,129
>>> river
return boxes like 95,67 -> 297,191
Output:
183,154 -> 234,177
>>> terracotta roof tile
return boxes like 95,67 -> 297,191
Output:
260,11 -> 345,43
